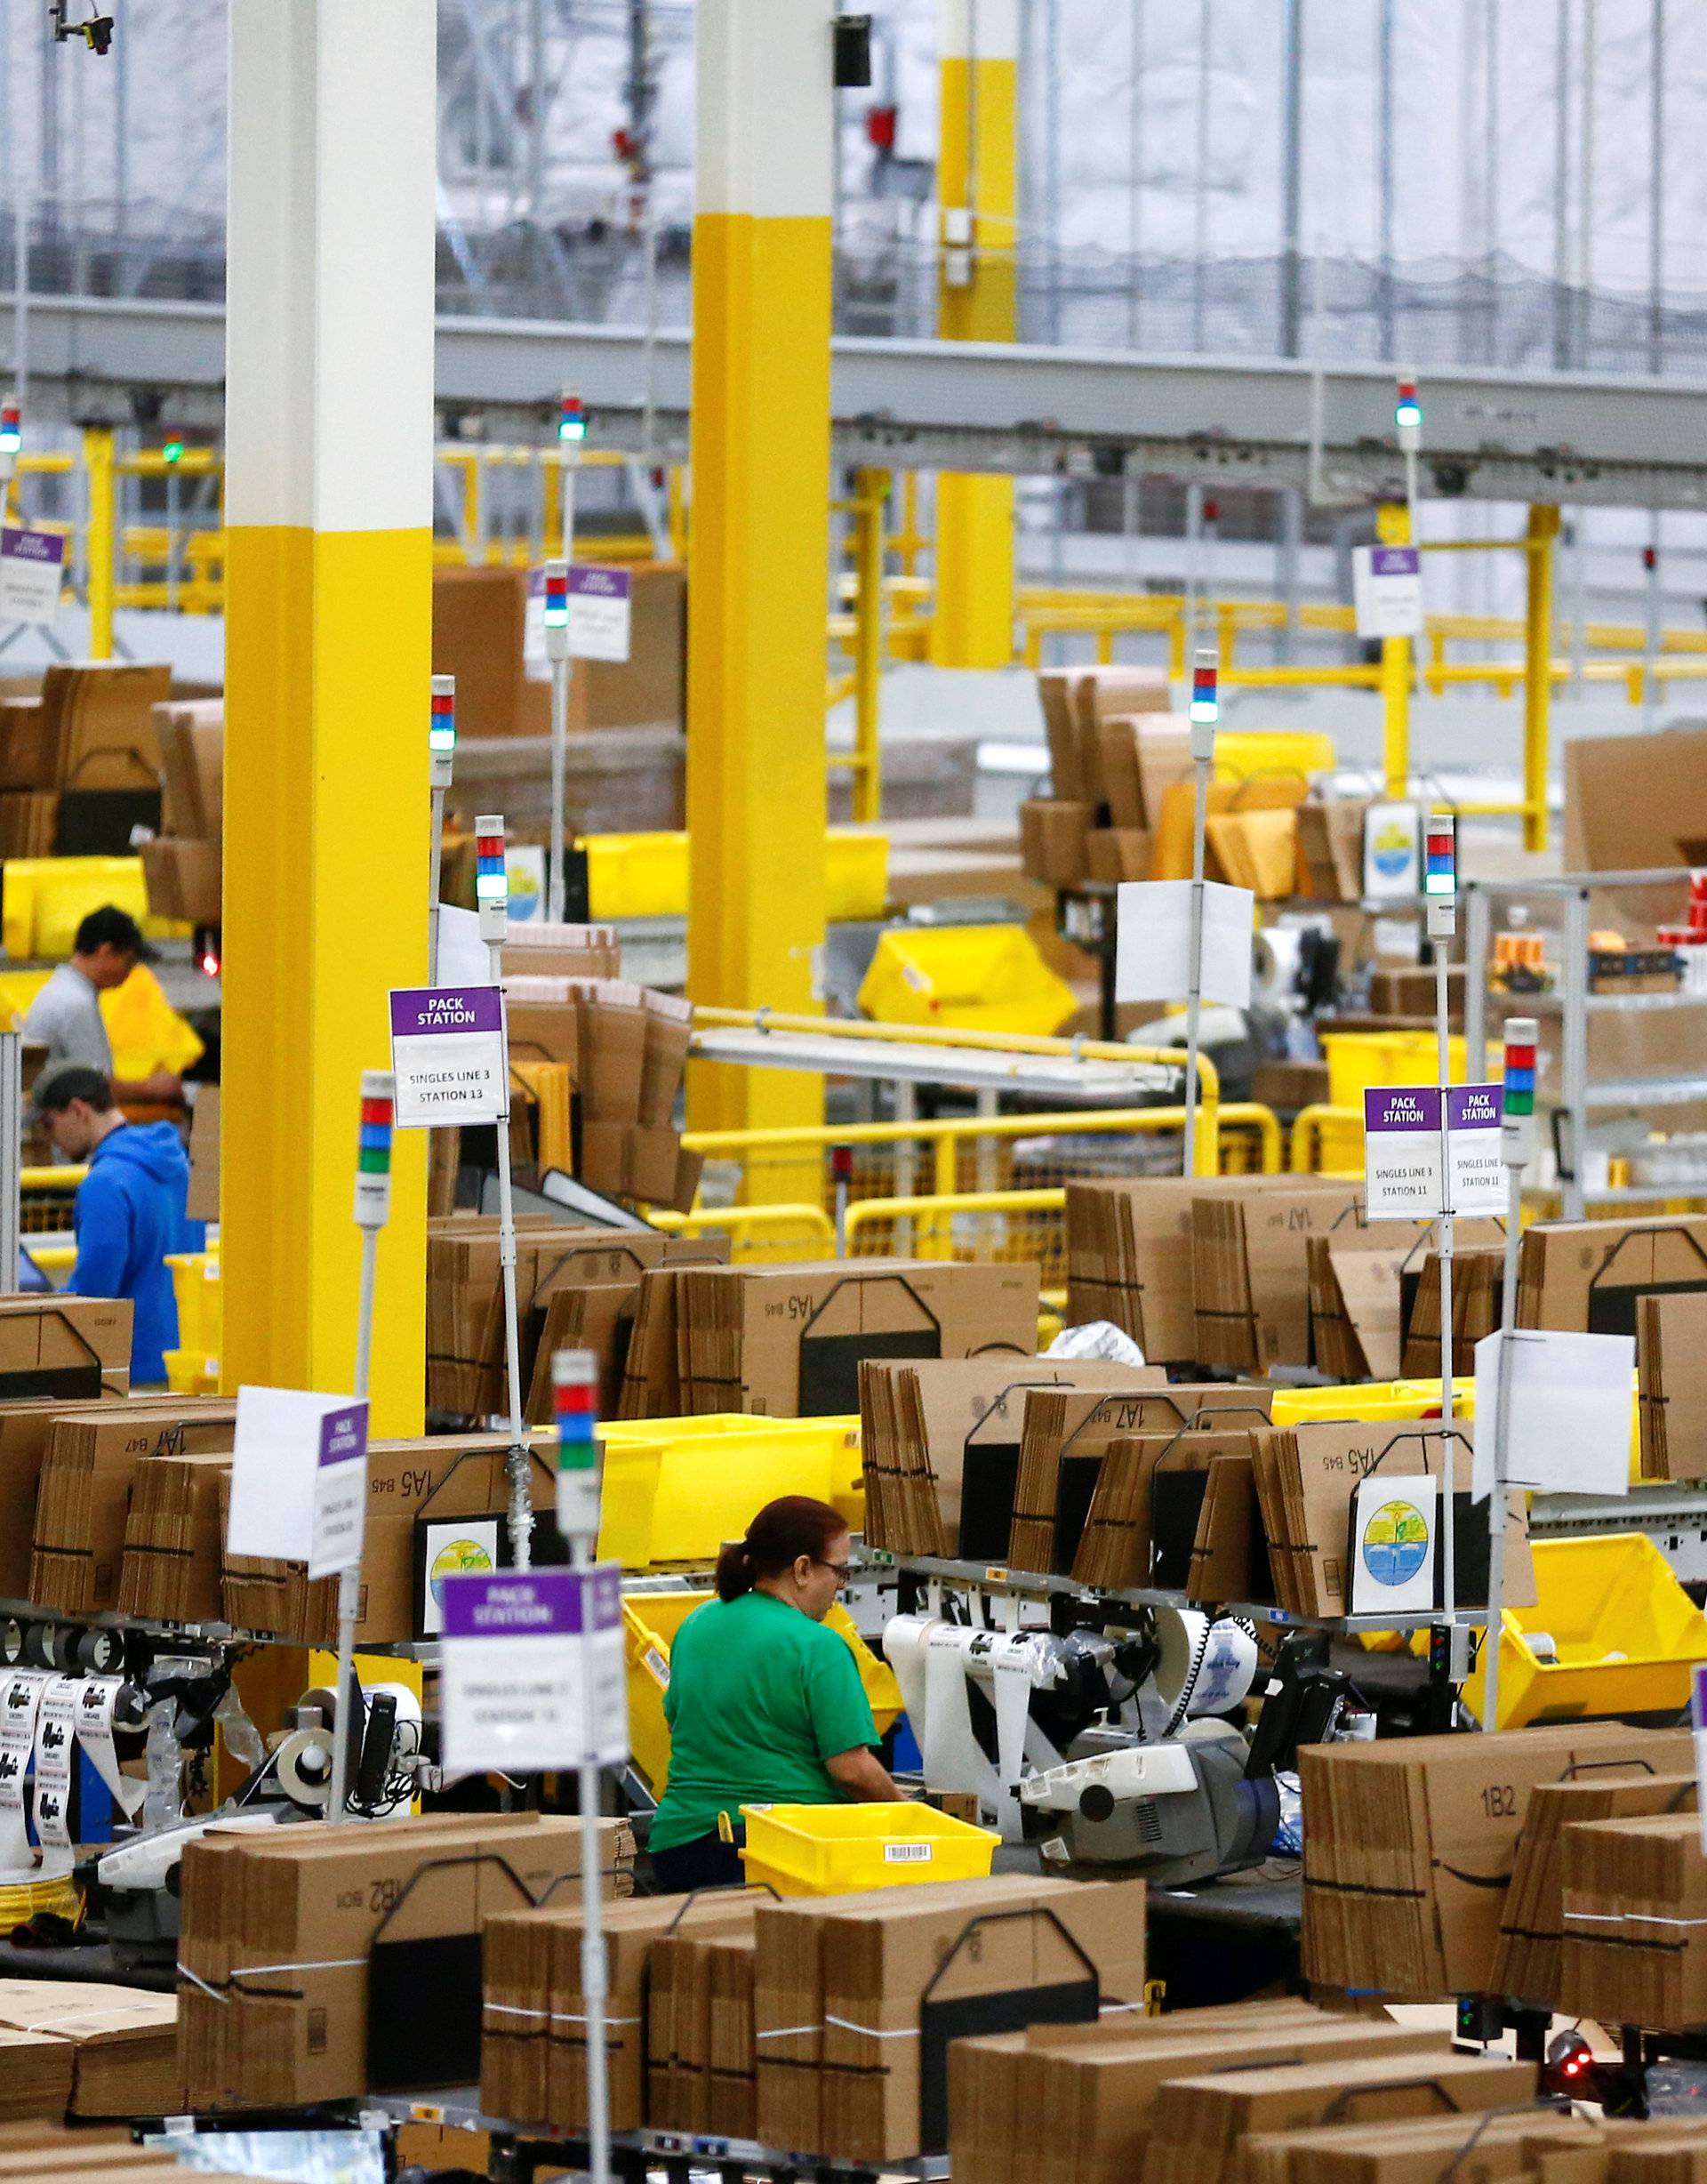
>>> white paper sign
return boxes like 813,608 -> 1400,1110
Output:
440,1565 -> 629,1775
435,906 -> 489,987
389,985 -> 508,1128
1364,802 -> 1422,900
228,1386 -> 365,1562
308,1401 -> 371,1580
1114,879 -> 1254,1008
1352,544 -> 1424,639
1349,1472 -> 1439,1616
0,527 -> 65,625
568,565 -> 633,662
1471,1328 -> 1635,1500
1447,1086 -> 1509,1216
0,1671 -> 48,1877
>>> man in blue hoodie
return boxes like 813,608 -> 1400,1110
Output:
32,1065 -> 193,1385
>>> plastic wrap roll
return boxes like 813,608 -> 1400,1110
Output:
1153,1606 -> 1260,1721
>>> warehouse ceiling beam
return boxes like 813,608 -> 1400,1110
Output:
220,0 -> 433,1434
19,293 -> 1707,510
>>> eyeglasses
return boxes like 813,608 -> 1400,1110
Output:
816,1558 -> 852,1580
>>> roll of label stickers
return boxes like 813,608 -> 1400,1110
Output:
1154,1607 -> 1261,1720
31,1676 -> 78,1876
0,1670 -> 48,1878
74,1677 -> 147,1818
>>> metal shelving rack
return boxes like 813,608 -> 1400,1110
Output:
1464,868 -> 1707,1221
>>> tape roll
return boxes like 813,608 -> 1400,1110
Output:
274,1725 -> 334,1811
1153,1607 -> 1260,1722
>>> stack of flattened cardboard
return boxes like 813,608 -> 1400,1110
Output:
858,1358 -> 1166,1560
1307,1233 -> 1406,1382
1192,1179 -> 1367,1372
1489,1770 -> 1697,2006
647,1923 -> 760,2136
1238,2108 -> 1596,2184
1519,1214 -> 1707,1337
756,1873 -> 1146,2163
0,1389 -> 135,1599
1022,667 -> 1175,887
29,1394 -> 234,1615
1071,1402 -> 1275,1596
1006,1381 -> 1199,1575
221,1430 -> 555,1646
116,1448 -> 231,1622
140,699 -> 222,927
1140,2048 -> 1533,2184
1066,1176 -> 1300,1366
1399,1245 -> 1504,1376
0,1980 -> 180,2119
1249,1419 -> 1535,1620
178,1811 -> 634,2108
1295,798 -> 1369,903
1301,1725 -> 1693,2000
427,1213 -> 561,1417
1638,1290 -> 1707,1480
616,1265 -> 696,1419
482,1892 -> 756,2132
1559,1811 -> 1707,2031
575,982 -> 699,1210
522,1234 -> 729,1422
949,2001 -> 1446,2184
676,1260 -> 1040,1418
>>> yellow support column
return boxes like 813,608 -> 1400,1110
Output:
929,0 -> 1017,670
1523,505 -> 1560,854
687,0 -> 833,1156
83,428 -> 116,662
1376,502 -> 1413,799
220,2 -> 432,1433
849,468 -> 886,825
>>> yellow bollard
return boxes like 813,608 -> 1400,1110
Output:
1375,501 -> 1412,798
83,427 -> 116,662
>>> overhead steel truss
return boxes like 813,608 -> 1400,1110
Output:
14,291 -> 1707,509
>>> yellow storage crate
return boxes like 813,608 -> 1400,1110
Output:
595,1413 -> 864,1568
165,1251 -> 221,1353
164,1347 -> 220,1397
739,1800 -> 998,1898
582,829 -> 888,923
1214,729 -> 1337,786
623,1593 -> 902,1799
2,855 -> 187,960
1465,1534 -> 1707,1729
1271,1378 -> 1475,1428
857,923 -> 1077,1038
1320,1032 -> 1495,1108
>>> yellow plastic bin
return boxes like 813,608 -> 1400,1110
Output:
739,1801 -> 998,1898
1214,729 -> 1337,786
1271,1378 -> 1476,1428
1465,1534 -> 1707,1729
2,855 -> 187,960
595,1413 -> 863,1568
582,829 -> 887,923
1320,1032 -> 1487,1108
164,1347 -> 220,1397
857,923 -> 1077,1037
165,1251 -> 221,1354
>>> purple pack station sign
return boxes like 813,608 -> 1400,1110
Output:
1352,541 -> 1424,640
438,1566 -> 629,1773
388,984 -> 506,1129
0,526 -> 66,626
1363,1081 -> 1507,1220
307,1399 -> 370,1580
566,561 -> 633,662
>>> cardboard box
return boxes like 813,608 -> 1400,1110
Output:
0,1297 -> 132,1404
647,1926 -> 758,2135
1242,2111 -> 1594,2184
1191,1179 -> 1369,1371
30,1395 -> 234,1615
677,1260 -> 1040,1418
1140,2049 -> 1533,2184
1020,799 -> 1093,887
179,1811 -> 635,2108
1252,1060 -> 1331,1114
1072,1401 -> 1275,1594
1559,1811 -> 1707,2030
116,1449 -> 230,1623
140,838 -> 221,927
41,663 -> 170,792
575,982 -> 650,1126
520,1235 -> 728,1424
1638,1290 -> 1707,1480
1301,1724 -> 1693,1999
151,699 -> 223,841
1398,1245 -> 1503,1377
757,1875 -> 1146,2163
1489,1770 -> 1697,2006
860,1357 -> 1168,1561
433,568 -> 527,739
1296,799 -> 1368,903
0,1391 -> 130,1598
1086,827 -> 1152,883
186,1088 -> 219,1226
502,921 -> 623,982
0,791 -> 60,861
0,1980 -> 180,2120
0,698 -> 56,793
1519,1215 -> 1707,1338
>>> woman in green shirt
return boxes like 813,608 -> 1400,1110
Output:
650,1495 -> 902,1891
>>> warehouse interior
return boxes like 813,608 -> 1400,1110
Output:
1,2 -> 1707,2178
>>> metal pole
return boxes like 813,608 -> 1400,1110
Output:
477,811 -> 533,1570
543,551 -> 572,924
0,1032 -> 20,1290
1484,1014 -> 1536,1734
1376,0 -> 1393,360
1426,814 -> 1459,1644
429,674 -> 455,984
1579,0 -> 1597,365
1553,0 -> 1571,370
1184,648 -> 1217,1180
1192,0 -> 1211,351
1643,535 -> 1661,732
1649,0 -> 1664,377
1280,0 -> 1303,358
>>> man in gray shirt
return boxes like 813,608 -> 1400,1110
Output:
22,905 -> 181,1106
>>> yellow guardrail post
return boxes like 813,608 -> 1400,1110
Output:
1375,500 -> 1411,798
1523,505 -> 1559,855
646,1202 -> 837,1258
83,426 -> 117,661
850,467 -> 886,824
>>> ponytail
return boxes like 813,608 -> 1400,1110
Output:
716,1495 -> 846,1602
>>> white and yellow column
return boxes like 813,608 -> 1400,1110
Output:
686,0 -> 833,1144
930,0 -> 1018,670
221,4 -> 433,1433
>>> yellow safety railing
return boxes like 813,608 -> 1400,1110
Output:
1289,1104 -> 1366,1176
20,1164 -> 84,1238
645,1201 -> 837,1259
